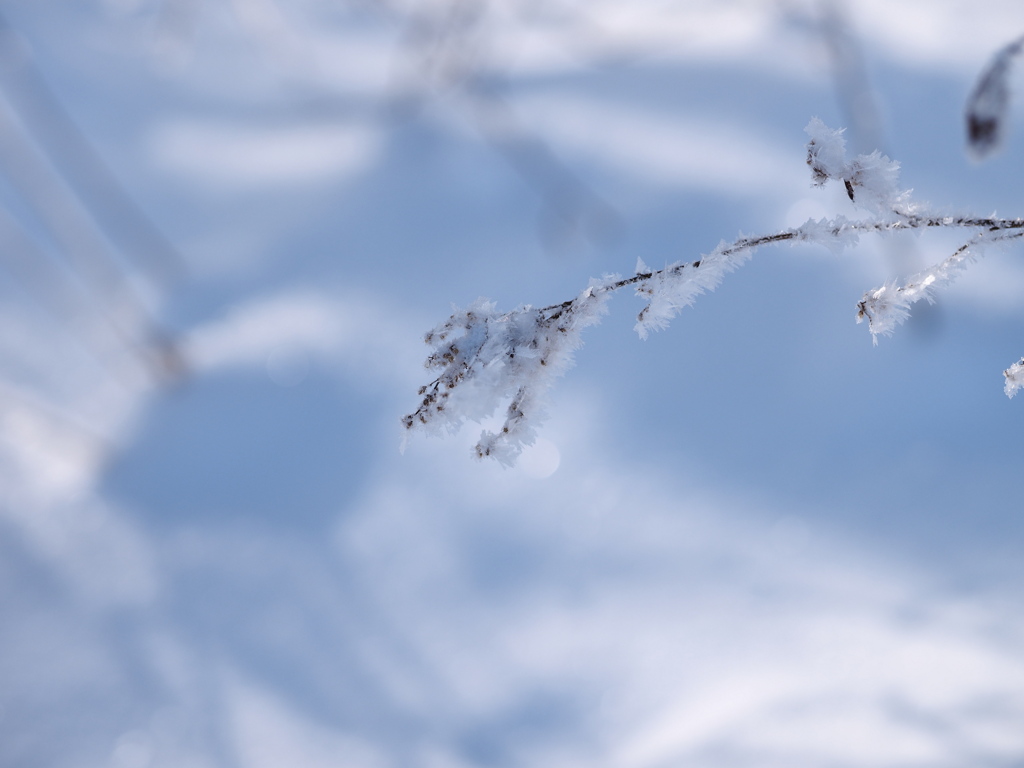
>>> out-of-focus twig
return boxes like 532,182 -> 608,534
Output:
386,0 -> 618,254
0,12 -> 187,287
966,33 -> 1024,160
815,0 -> 886,155
0,14 -> 186,385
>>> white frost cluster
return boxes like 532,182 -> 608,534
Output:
633,245 -> 749,340
855,280 -> 912,340
403,278 -> 614,464
795,214 -> 861,255
1004,358 -> 1024,398
805,117 -> 908,216
856,228 -> 1024,399
855,238 -> 979,341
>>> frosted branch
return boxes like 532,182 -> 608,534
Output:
857,229 -> 1024,341
402,280 -> 614,465
404,120 -> 1024,462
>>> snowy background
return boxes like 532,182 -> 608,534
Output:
3,1 -> 1024,766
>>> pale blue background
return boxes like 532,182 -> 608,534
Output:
3,2 -> 1024,767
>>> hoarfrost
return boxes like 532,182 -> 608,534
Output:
805,117 -> 849,186
857,229 -> 1024,342
403,279 -> 614,465
634,245 -> 750,340
795,215 -> 860,255
405,120 -> 1024,463
805,117 -> 908,216
1004,358 -> 1024,398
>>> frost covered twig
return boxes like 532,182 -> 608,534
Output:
856,228 -> 1024,340
404,119 -> 1024,463
401,281 -> 614,465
